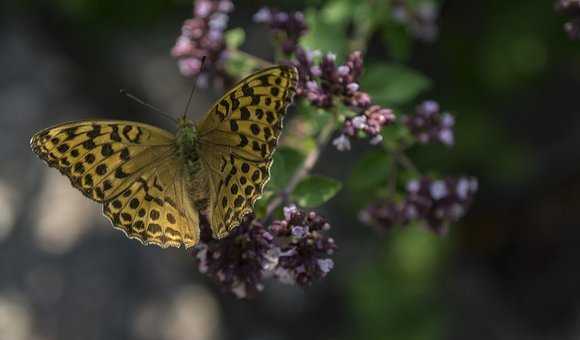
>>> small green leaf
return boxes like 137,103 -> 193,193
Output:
292,175 -> 342,208
224,50 -> 258,78
361,64 -> 431,106
268,147 -> 305,191
348,150 -> 391,191
224,28 -> 245,50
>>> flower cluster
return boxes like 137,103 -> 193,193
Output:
171,0 -> 234,78
192,207 -> 336,298
294,50 -> 368,109
296,49 -> 395,149
192,215 -> 275,298
253,8 -> 396,150
253,7 -> 308,55
269,205 -> 337,287
391,0 -> 439,42
555,0 -> 580,40
402,100 -> 455,146
335,105 -> 396,150
361,176 -> 478,234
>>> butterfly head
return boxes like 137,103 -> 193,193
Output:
177,115 -> 195,129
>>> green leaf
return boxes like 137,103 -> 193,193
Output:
380,123 -> 413,149
268,147 -> 305,191
253,190 -> 274,219
361,64 -> 431,106
292,175 -> 342,208
321,0 -> 353,25
300,102 -> 334,135
224,28 -> 245,50
348,150 -> 391,191
382,24 -> 412,62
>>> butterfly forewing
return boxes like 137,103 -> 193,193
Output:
31,120 -> 199,248
196,65 -> 298,238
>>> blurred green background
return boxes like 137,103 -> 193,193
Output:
2,0 -> 580,339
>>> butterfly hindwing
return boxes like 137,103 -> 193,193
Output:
102,158 -> 199,248
197,65 -> 298,237
31,120 -> 199,248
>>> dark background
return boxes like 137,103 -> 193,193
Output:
1,0 -> 580,339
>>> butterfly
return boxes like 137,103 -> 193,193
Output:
30,65 -> 298,248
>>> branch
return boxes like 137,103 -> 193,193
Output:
392,146 -> 420,175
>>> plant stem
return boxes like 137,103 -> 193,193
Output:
394,149 -> 420,175
387,152 -> 398,196
263,116 -> 336,222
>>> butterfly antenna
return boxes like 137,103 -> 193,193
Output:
120,89 -> 178,124
182,55 -> 207,119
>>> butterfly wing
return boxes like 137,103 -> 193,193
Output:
31,120 -> 199,248
196,65 -> 298,238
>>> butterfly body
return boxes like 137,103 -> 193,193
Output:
175,117 -> 201,175
31,65 -> 298,248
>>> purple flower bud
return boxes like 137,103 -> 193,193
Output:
456,178 -> 470,200
209,12 -> 229,30
218,0 -> 233,12
328,52 -> 337,61
418,100 -> 439,116
178,58 -> 202,77
171,36 -> 193,57
306,80 -> 318,91
370,134 -> 383,145
333,134 -> 351,151
352,116 -> 367,129
347,82 -> 360,92
253,7 -> 272,23
441,113 -> 455,127
291,226 -> 306,238
317,259 -> 334,273
195,0 -> 213,18
275,12 -> 289,23
283,204 -> 299,221
310,65 -> 322,77
407,180 -> 420,193
337,65 -> 350,76
207,28 -> 222,42
429,180 -> 448,200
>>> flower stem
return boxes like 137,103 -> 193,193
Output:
387,153 -> 398,196
394,149 -> 420,175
